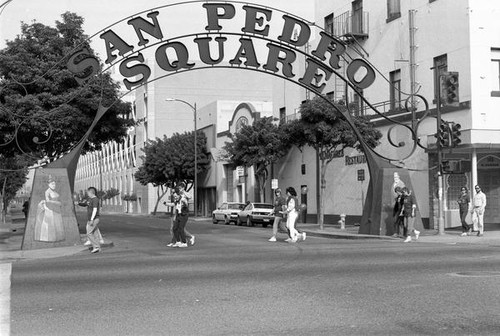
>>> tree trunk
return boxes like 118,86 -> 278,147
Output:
152,186 -> 169,216
319,160 -> 328,230
1,177 -> 7,226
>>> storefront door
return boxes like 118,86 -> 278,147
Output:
478,169 -> 500,223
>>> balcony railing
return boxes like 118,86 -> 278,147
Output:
333,10 -> 369,41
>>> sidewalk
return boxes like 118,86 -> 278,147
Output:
0,217 -> 113,263
300,223 -> 500,245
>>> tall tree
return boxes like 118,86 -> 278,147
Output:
0,155 -> 30,225
135,131 -> 210,215
282,96 -> 382,229
223,117 -> 288,202
0,12 -> 134,161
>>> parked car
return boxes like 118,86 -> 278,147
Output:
237,202 -> 274,227
212,202 -> 245,224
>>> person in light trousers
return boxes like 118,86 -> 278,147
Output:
281,187 -> 305,243
471,185 -> 487,237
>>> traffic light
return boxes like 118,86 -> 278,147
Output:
450,122 -> 461,147
440,72 -> 459,107
435,120 -> 451,147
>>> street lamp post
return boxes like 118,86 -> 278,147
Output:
166,98 -> 198,217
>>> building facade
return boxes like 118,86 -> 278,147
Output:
75,63 -> 274,214
271,0 -> 500,227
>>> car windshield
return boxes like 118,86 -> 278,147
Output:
228,204 -> 244,210
253,203 -> 273,209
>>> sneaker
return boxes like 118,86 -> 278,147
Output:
391,234 -> 398,238
178,243 -> 188,248
90,248 -> 100,253
166,242 -> 175,247
414,230 -> 420,240
404,236 -> 411,243
284,238 -> 292,242
460,232 -> 467,237
172,242 -> 182,247
190,236 -> 195,246
268,236 -> 277,242
84,241 -> 92,246
302,232 -> 306,241
99,240 -> 105,244
477,233 -> 483,237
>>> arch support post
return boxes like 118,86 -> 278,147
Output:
359,149 -> 424,236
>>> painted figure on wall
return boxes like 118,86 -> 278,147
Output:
34,175 -> 65,242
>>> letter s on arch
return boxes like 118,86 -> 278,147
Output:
119,53 -> 151,90
66,47 -> 100,84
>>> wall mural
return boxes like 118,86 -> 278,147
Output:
22,168 -> 81,250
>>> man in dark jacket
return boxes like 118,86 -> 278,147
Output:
268,188 -> 288,242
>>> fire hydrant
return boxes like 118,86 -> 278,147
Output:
339,213 -> 346,230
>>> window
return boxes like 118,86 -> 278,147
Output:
491,48 -> 500,96
390,69 -> 402,111
352,0 -> 363,34
351,90 -> 364,116
433,54 -> 448,103
279,107 -> 286,124
387,0 -> 401,22
326,91 -> 335,101
325,13 -> 334,35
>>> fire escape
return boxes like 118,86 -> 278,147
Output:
331,10 -> 369,113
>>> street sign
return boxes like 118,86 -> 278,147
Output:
271,179 -> 278,189
236,166 -> 244,177
357,169 -> 365,181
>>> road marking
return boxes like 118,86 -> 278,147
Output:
449,271 -> 500,278
0,263 -> 11,336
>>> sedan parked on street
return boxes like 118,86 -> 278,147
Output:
236,202 -> 274,227
212,202 -> 245,224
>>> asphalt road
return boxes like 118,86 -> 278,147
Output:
9,213 -> 500,336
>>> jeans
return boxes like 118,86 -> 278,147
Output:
403,216 -> 416,237
272,216 -> 289,237
169,216 -> 193,243
86,218 -> 101,249
393,216 -> 403,235
459,207 -> 469,232
471,207 -> 485,234
173,214 -> 189,243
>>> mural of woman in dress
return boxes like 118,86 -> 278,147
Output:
34,175 -> 65,242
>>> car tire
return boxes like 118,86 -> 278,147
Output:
246,216 -> 253,227
212,215 -> 218,224
236,216 -> 242,226
224,216 -> 230,225
263,223 -> 268,228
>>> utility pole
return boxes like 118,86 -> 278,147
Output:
433,67 -> 445,235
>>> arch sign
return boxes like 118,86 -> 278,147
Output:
68,2 -> 376,94
21,1 -> 426,249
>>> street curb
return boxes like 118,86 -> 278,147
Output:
0,245 -> 89,263
303,230 -> 396,240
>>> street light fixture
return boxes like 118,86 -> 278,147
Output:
165,98 -> 198,217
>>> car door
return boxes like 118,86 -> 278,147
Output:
216,203 -> 227,220
240,203 -> 252,220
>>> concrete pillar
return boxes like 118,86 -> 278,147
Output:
471,148 -> 478,189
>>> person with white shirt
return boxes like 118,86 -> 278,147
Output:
471,185 -> 487,237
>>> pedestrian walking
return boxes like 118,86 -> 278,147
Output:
77,187 -> 101,253
392,187 -> 404,238
471,185 -> 487,237
268,188 -> 289,242
281,187 -> 305,243
164,184 -> 196,247
457,187 -> 471,236
400,187 -> 420,243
